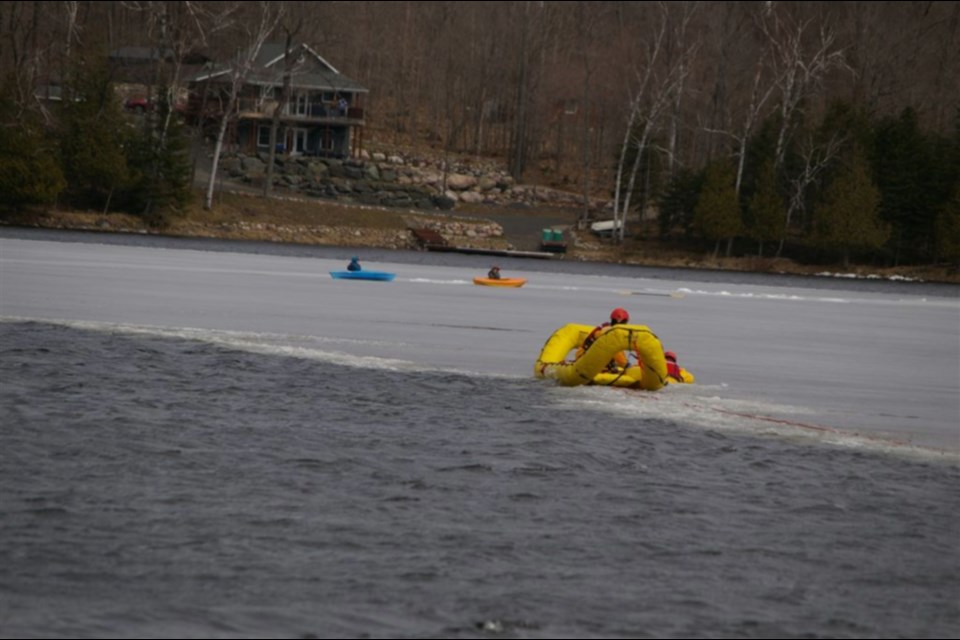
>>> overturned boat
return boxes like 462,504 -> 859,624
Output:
534,323 -> 694,391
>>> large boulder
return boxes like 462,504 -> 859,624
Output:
240,156 -> 266,173
446,173 -> 478,191
432,194 -> 457,210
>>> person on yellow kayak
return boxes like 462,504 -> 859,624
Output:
487,265 -> 501,279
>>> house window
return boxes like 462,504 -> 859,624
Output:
293,94 -> 309,116
259,85 -> 275,104
257,125 -> 271,147
293,128 -> 308,154
319,129 -> 335,151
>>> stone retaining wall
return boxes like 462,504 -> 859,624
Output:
220,151 -> 610,213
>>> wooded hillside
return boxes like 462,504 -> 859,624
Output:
1,1 -> 958,267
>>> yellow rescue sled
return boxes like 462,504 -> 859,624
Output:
534,323 -> 694,391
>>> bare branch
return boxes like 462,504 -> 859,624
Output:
757,8 -> 850,169
205,1 -> 285,210
612,1 -> 698,241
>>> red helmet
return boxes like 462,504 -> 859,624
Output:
610,308 -> 629,324
664,351 -> 677,361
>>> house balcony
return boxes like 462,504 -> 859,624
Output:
235,98 -> 365,126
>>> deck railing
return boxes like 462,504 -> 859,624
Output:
235,98 -> 364,121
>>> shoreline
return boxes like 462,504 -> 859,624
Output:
5,223 -> 960,298
2,190 -> 958,285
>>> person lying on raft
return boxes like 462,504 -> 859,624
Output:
664,350 -> 685,382
577,308 -> 688,380
576,307 -> 631,372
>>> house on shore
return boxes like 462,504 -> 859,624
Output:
185,43 -> 368,159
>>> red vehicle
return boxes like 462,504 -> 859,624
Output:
124,96 -> 188,116
124,97 -> 154,113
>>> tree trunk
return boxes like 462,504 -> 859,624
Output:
509,1 -> 532,181
203,2 -> 283,210
265,34 -> 298,199
612,99 -> 640,239
204,109 -> 232,210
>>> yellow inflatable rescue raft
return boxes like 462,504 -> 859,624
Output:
534,323 -> 695,391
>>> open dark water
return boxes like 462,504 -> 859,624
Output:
1,320 -> 958,639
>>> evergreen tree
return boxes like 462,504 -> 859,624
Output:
0,89 -> 65,211
658,168 -> 703,238
743,111 -> 807,255
929,109 -> 960,264
813,149 -> 889,268
122,92 -> 192,220
744,158 -> 783,257
871,108 -> 938,264
809,100 -> 874,226
58,57 -> 131,211
817,100 -> 873,154
934,184 -> 960,267
740,115 -> 780,205
694,160 -> 742,258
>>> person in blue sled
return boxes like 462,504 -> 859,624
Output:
347,256 -> 362,272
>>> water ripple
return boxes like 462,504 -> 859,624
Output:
1,320 -> 958,638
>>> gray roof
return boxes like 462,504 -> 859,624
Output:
190,43 -> 368,94
110,46 -> 175,61
243,69 -> 368,94
254,43 -> 338,73
35,84 -> 64,101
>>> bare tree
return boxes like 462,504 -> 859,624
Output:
758,8 -> 849,171
610,7 -> 666,243
264,18 -> 303,199
841,1 -> 959,130
783,130 -> 845,242
0,2 -> 44,117
461,4 -> 506,159
929,2 -> 959,131
508,0 -> 534,181
576,0 -> 601,227
204,1 -> 284,210
611,2 -> 694,243
62,1 -> 79,64
141,2 -> 219,146
120,1 -> 223,215
704,58 -> 777,197
663,1 -> 699,179
756,6 -> 849,255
